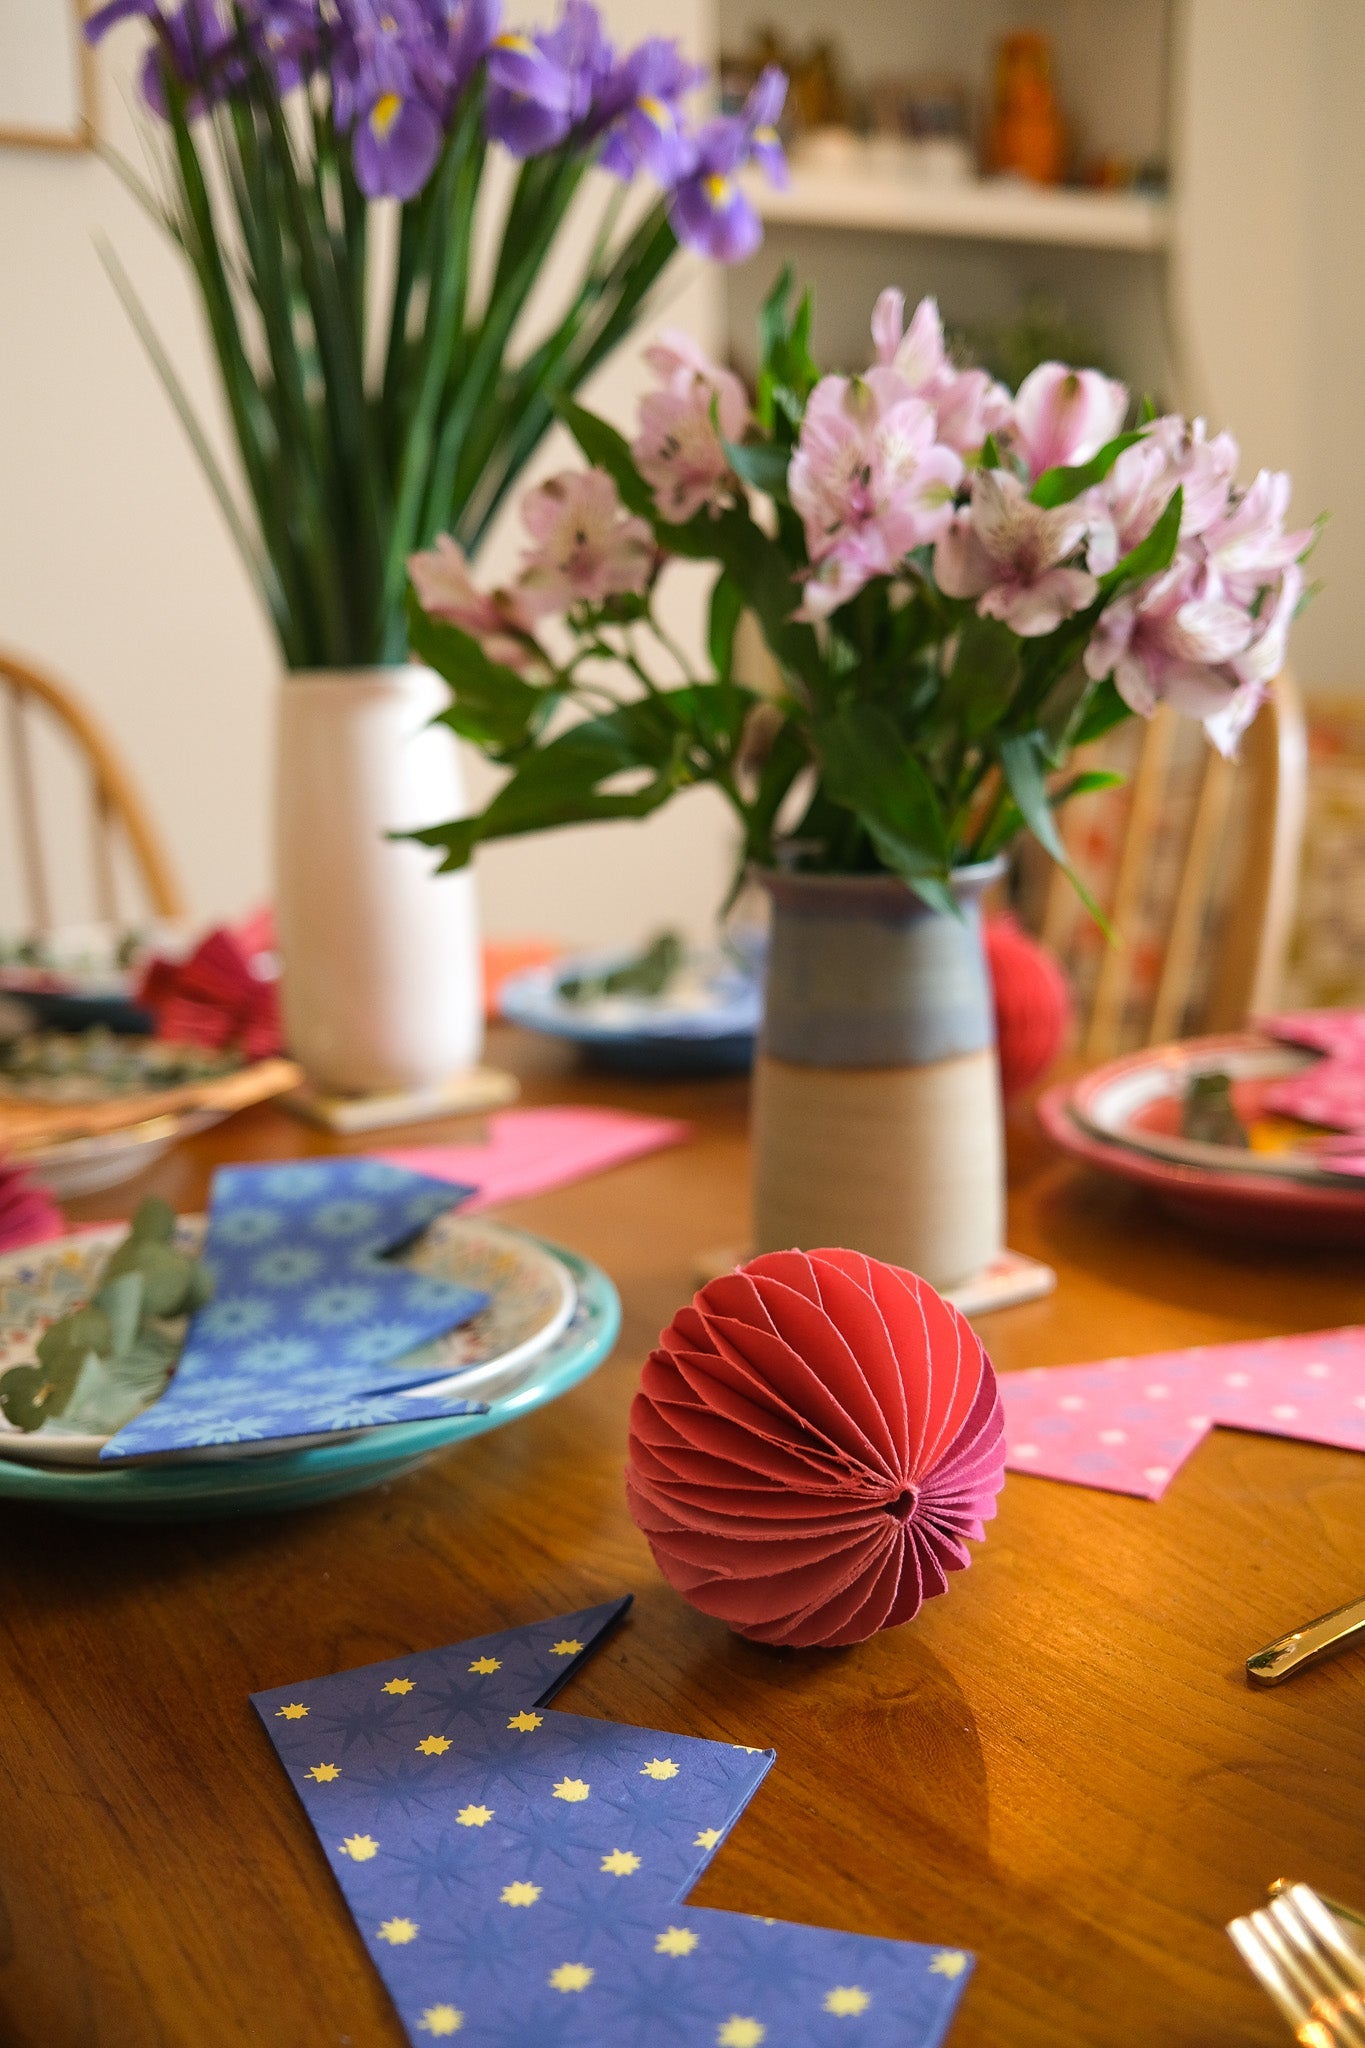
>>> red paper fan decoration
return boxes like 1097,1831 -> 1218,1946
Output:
626,1248 -> 1006,1649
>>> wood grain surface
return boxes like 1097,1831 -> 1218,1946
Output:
1,1025 -> 1363,2048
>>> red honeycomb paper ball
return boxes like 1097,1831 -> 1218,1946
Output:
626,1248 -> 1006,1649
985,912 -> 1072,1101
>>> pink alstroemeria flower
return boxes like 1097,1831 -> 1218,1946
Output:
1009,360 -> 1129,478
631,328 -> 750,523
408,534 -> 540,669
935,469 -> 1098,636
790,373 -> 963,618
517,468 -> 656,615
1083,550 -> 1256,740
869,289 -> 1011,457
1202,468 -> 1315,605
1085,416 -> 1241,574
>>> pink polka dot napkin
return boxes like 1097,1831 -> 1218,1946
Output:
1260,1009 -> 1365,1135
1001,1325 -> 1365,1499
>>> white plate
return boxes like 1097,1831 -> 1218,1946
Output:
1067,1036 -> 1362,1185
15,1109 -> 227,1197
0,1212 -> 575,1468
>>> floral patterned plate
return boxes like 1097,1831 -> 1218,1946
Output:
0,1241 -> 617,1520
0,1213 -> 575,1468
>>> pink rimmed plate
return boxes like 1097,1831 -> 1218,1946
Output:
1039,1062 -> 1365,1246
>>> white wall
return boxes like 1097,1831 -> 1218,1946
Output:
0,0 -> 736,945
1155,0 -> 1363,688
4,0 -> 1362,948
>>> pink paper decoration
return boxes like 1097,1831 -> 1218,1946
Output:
0,1159 -> 64,1255
138,916 -> 282,1060
1260,1008 -> 1365,1132
1001,1325 -> 1365,1499
626,1248 -> 1007,1648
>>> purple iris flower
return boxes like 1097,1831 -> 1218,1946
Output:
432,0 -> 501,110
86,0 -> 241,115
336,0 -> 447,198
668,64 -> 788,263
595,37 -> 703,187
484,0 -> 609,158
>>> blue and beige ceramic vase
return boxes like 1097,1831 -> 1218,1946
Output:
753,864 -> 1005,1289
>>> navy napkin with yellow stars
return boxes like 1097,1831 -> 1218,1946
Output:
253,1596 -> 973,2046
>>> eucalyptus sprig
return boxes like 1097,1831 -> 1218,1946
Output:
0,1200 -> 213,1436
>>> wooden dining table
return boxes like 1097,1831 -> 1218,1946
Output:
2,1024 -> 1363,2048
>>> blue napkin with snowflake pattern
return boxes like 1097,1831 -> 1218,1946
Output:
253,1597 -> 973,2046
102,1159 -> 490,1458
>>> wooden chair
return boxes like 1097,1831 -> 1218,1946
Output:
0,648 -> 185,932
1026,670 -> 1307,1059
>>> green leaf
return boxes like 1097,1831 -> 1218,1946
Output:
1030,430 -> 1147,509
814,704 -> 951,879
1073,675 -> 1133,745
1052,768 -> 1126,806
1100,485 -> 1183,594
97,1269 -> 146,1358
722,435 -> 790,500
942,616 -> 1020,738
997,731 -> 1067,864
997,729 -> 1111,928
708,573 -> 744,681
129,1196 -> 177,1244
35,1305 -> 112,1395
409,696 -> 695,871
406,594 -> 553,758
0,1365 -> 61,1433
557,399 -> 657,520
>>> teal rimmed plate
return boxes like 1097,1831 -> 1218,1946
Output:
0,1242 -> 618,1521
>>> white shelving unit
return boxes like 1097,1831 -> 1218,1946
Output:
748,163 -> 1170,253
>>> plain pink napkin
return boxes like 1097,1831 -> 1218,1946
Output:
375,1105 -> 689,1212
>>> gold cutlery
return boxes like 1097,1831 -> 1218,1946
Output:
1228,1883 -> 1365,2045
1246,1593 -> 1365,1686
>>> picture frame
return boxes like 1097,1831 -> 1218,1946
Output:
0,2 -> 96,153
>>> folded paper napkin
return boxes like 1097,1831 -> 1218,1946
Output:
253,1596 -> 974,2048
1260,1009 -> 1365,1133
1002,1325 -> 1365,1499
101,1159 -> 491,1459
376,1106 -> 689,1213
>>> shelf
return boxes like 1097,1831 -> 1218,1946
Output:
749,164 -> 1171,252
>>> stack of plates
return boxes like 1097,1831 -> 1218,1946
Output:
0,1215 -> 619,1519
1039,1032 -> 1365,1244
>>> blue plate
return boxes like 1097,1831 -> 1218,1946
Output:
499,951 -> 759,1077
0,1242 -> 618,1521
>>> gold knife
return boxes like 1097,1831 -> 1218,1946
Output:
1246,1592 -> 1365,1686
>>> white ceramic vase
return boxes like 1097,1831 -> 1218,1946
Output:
273,665 -> 482,1095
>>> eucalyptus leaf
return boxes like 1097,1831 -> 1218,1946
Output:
0,1365 -> 62,1434
98,1269 -> 147,1358
128,1195 -> 177,1244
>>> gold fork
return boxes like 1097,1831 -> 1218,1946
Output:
1228,1884 -> 1365,2045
